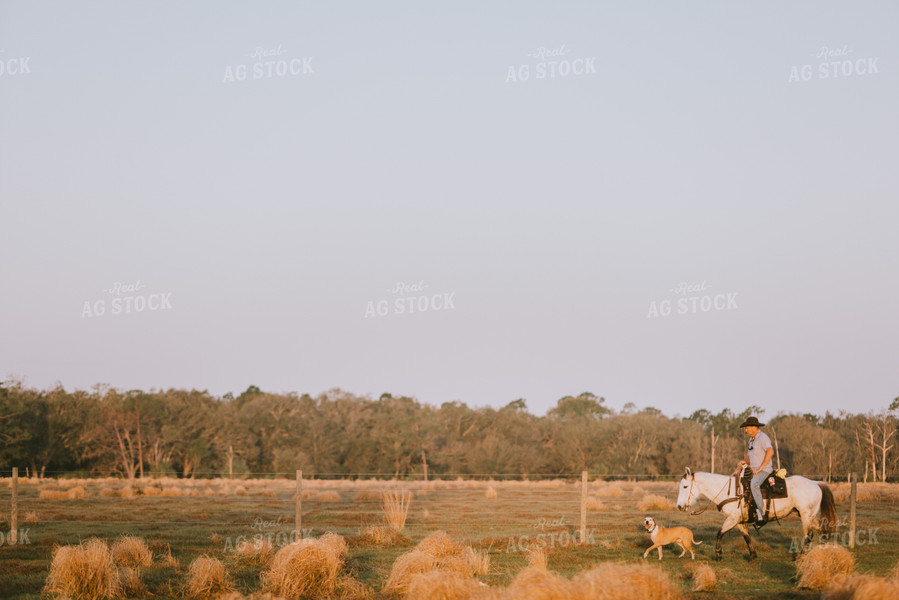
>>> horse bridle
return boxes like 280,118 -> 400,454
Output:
684,474 -> 696,508
687,472 -> 736,516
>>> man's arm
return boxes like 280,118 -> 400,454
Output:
754,447 -> 774,474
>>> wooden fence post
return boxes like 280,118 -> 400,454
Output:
296,470 -> 303,540
849,473 -> 857,549
10,467 -> 18,545
580,471 -> 588,545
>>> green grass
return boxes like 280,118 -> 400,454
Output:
1,478 -> 897,599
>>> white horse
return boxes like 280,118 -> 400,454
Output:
675,467 -> 837,561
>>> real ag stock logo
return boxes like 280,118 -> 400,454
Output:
0,49 -> 32,77
222,516 -> 312,553
788,45 -> 880,83
504,516 -> 597,552
223,44 -> 313,83
0,528 -> 31,547
364,280 -> 456,318
646,280 -> 738,318
505,44 -> 596,83
81,280 -> 173,318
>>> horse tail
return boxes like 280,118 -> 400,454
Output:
818,483 -> 838,537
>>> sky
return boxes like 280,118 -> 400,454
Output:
1,1 -> 897,418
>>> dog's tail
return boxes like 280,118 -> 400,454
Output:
693,540 -> 703,545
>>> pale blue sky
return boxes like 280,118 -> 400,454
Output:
1,1 -> 897,416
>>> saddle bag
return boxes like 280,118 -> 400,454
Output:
761,473 -> 788,499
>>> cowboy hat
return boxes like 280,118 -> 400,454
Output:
739,416 -> 765,428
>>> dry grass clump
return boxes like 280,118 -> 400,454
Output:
633,485 -> 646,496
585,496 -> 605,511
110,535 -> 152,568
571,562 -> 682,600
833,487 -> 851,503
159,544 -> 180,568
684,563 -> 717,592
502,566 -> 571,600
117,566 -> 142,596
796,544 -> 856,589
99,486 -> 137,499
334,575 -> 375,600
319,532 -> 349,559
235,537 -> 275,566
45,538 -> 120,600
231,484 -> 249,497
384,532 -> 489,596
260,533 -> 348,599
405,570 -> 484,600
594,482 -> 625,498
318,490 -> 341,502
186,556 -> 233,598
359,524 -> 406,545
40,486 -> 87,500
485,486 -> 498,499
216,593 -> 283,600
417,531 -> 466,559
637,494 -> 675,511
59,478 -> 88,487
856,485 -> 879,502
384,489 -> 413,532
24,511 -> 39,524
457,546 -> 490,578
161,487 -> 199,497
822,574 -> 899,600
384,551 -> 437,596
527,546 -> 547,570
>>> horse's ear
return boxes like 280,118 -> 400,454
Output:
685,467 -> 692,476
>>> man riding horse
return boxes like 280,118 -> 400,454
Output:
737,416 -> 774,524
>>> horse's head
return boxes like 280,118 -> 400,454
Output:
676,467 -> 695,512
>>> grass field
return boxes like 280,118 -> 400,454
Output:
1,476 -> 897,599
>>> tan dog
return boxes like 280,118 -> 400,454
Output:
642,516 -> 702,560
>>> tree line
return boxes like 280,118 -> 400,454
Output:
1,380 -> 896,482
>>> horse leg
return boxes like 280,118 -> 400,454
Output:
716,512 -> 741,561
799,507 -> 815,553
736,523 -> 757,561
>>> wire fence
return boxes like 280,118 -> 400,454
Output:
1,470 -> 690,552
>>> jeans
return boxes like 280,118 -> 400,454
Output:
750,470 -> 772,516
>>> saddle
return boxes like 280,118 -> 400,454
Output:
740,469 -> 788,500
739,468 -> 788,524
